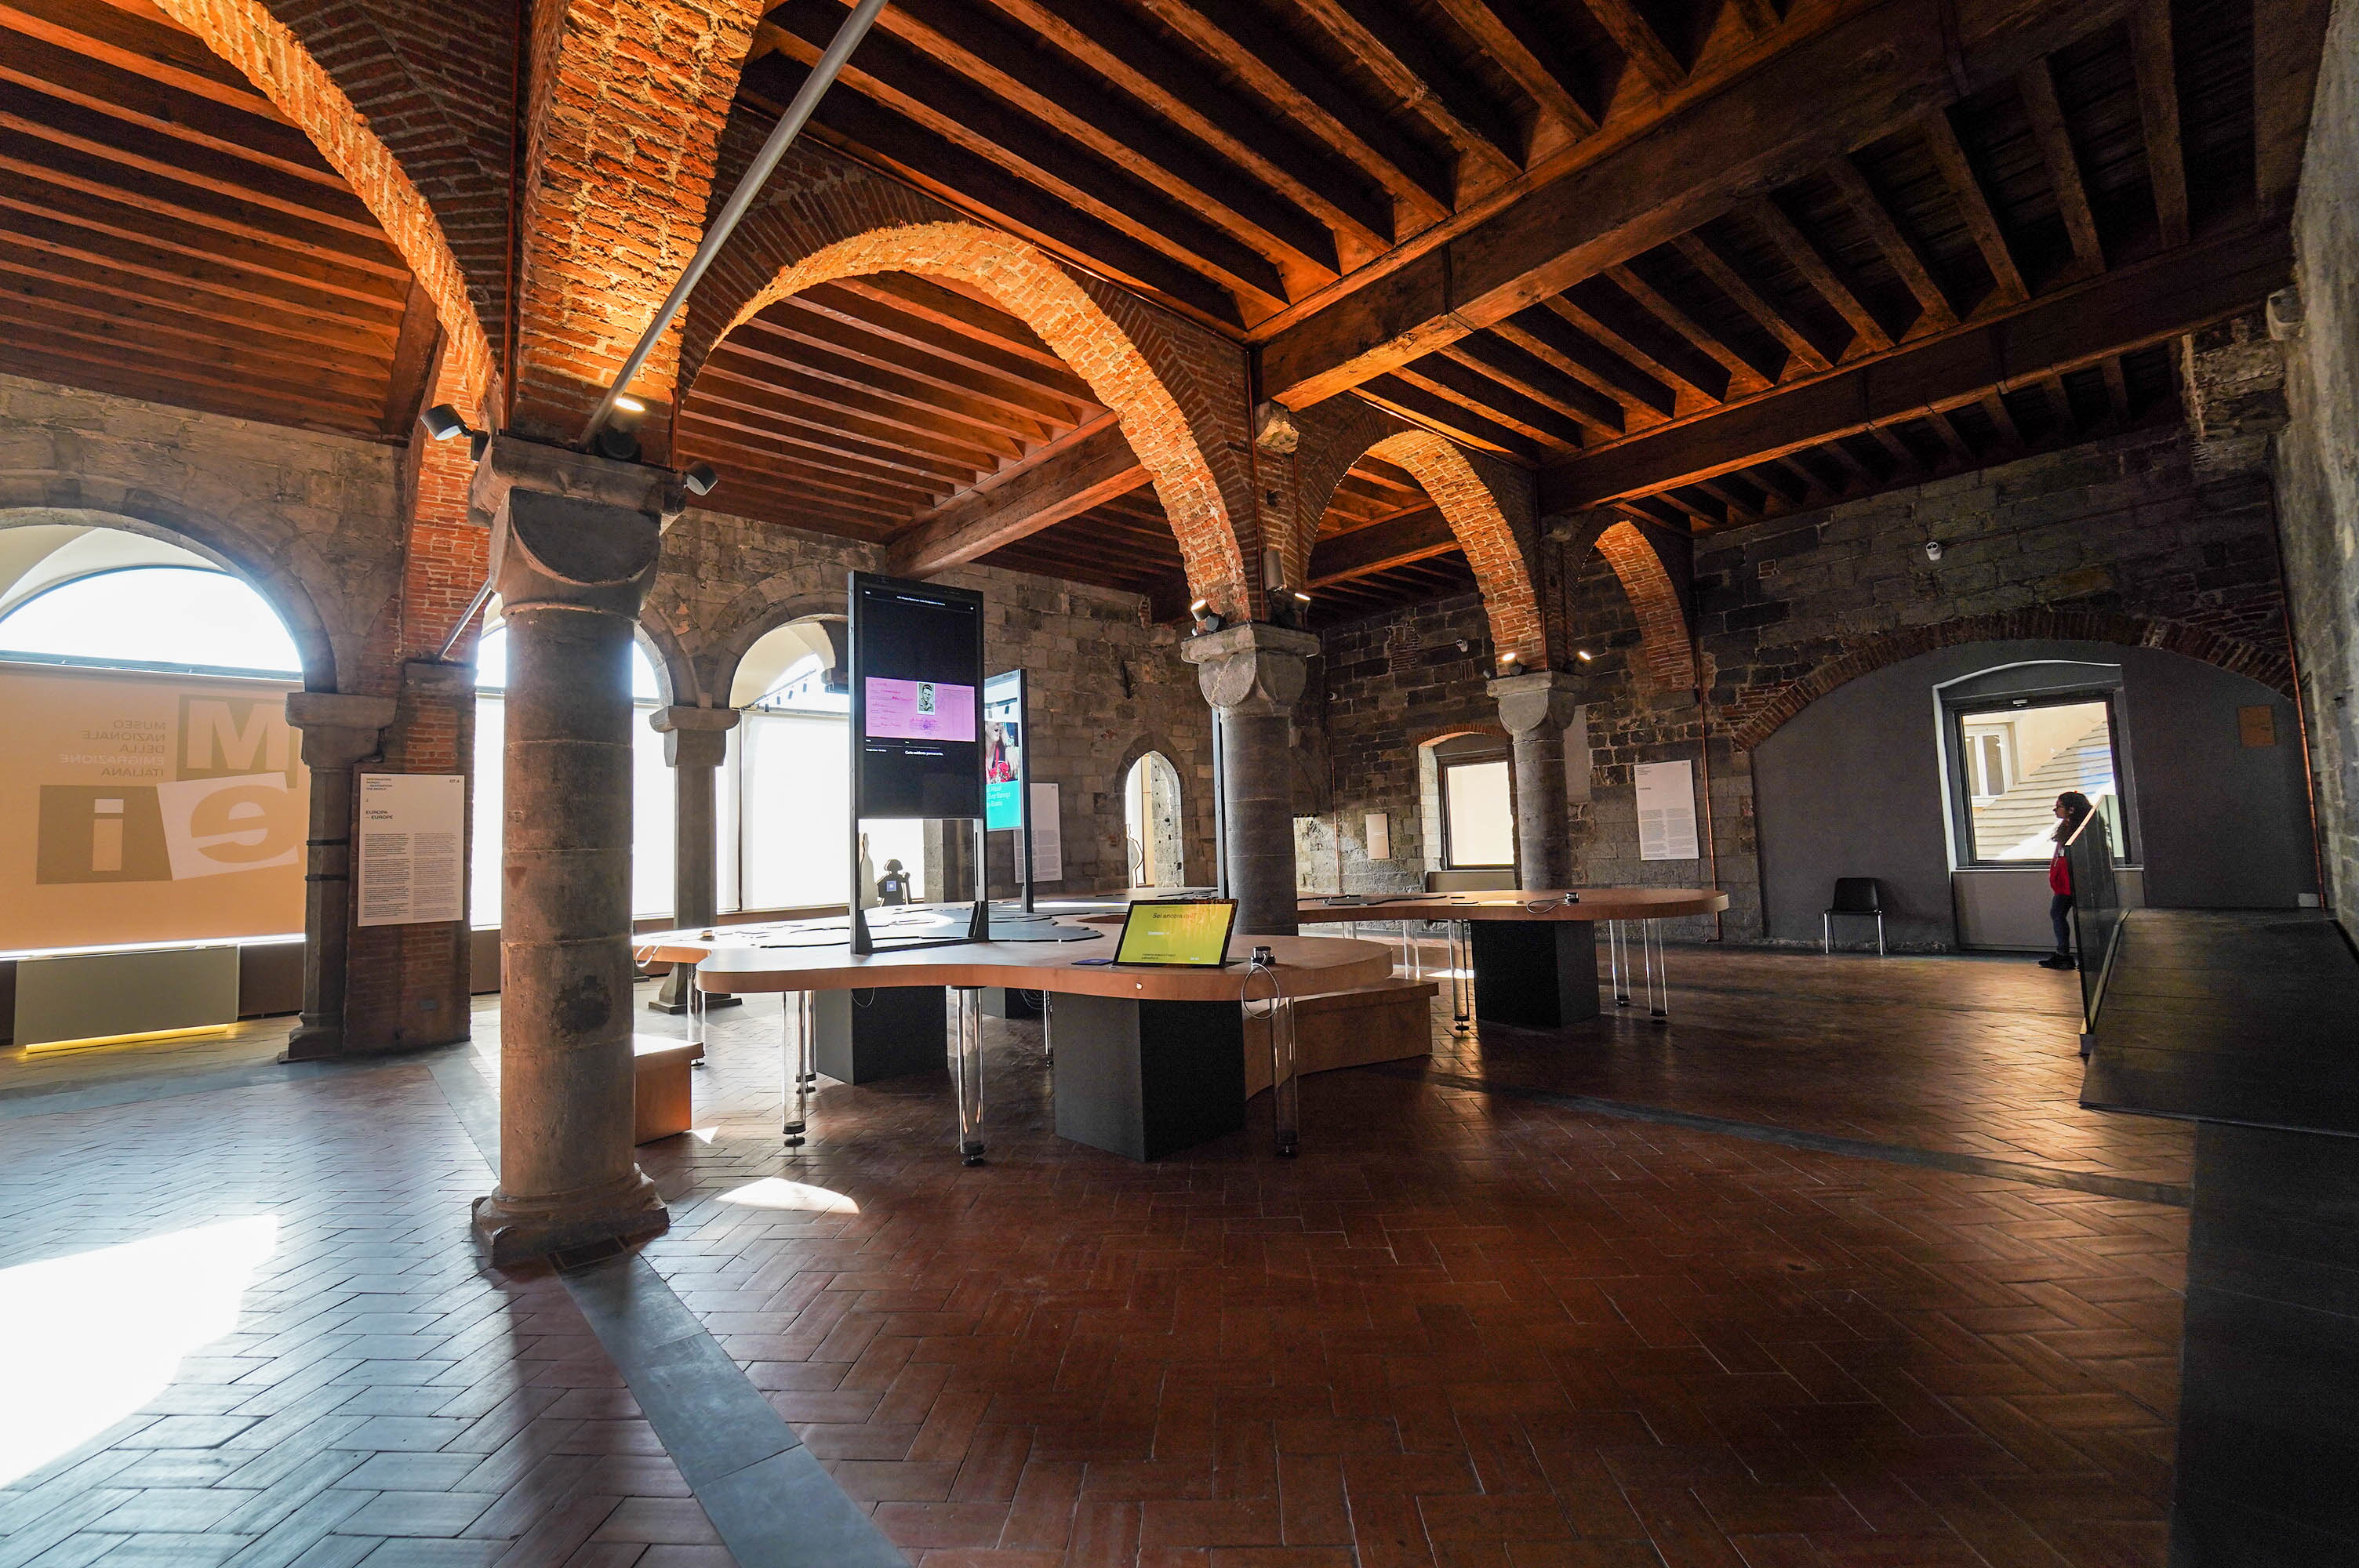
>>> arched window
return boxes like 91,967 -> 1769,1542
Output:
1122,752 -> 1184,888
0,564 -> 301,675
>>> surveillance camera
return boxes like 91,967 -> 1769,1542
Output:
1924,539 -> 1944,562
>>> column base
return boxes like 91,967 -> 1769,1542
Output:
281,1022 -> 344,1062
471,1170 -> 668,1267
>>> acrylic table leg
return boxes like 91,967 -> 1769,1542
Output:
950,985 -> 986,1165
1611,920 -> 1633,1008
783,991 -> 815,1147
1247,989 -> 1299,1157
1042,993 -> 1053,1065
688,967 -> 705,1058
1449,920 -> 1474,1032
1646,920 -> 1669,1021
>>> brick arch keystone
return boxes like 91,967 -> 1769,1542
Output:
1559,515 -> 1696,692
146,0 -> 496,423
693,221 -> 1252,618
1730,610 -> 2298,751
1360,431 -> 1547,669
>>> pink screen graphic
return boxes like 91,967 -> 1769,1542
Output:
865,677 -> 976,742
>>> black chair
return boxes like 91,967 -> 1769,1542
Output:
1823,878 -> 1886,956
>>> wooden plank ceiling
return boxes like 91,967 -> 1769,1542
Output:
0,0 -> 430,439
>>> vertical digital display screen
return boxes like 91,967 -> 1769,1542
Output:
983,671 -> 1023,831
850,574 -> 984,818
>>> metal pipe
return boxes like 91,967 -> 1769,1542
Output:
437,579 -> 497,662
576,0 -> 890,448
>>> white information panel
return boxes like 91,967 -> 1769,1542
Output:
1026,782 -> 1063,883
357,772 -> 467,926
1634,759 -> 1699,862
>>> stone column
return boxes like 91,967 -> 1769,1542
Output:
648,705 -> 738,1014
1489,670 -> 1587,891
468,437 -> 679,1265
281,692 -> 398,1062
1182,622 -> 1318,935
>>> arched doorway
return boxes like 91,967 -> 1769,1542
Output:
1123,752 -> 1185,889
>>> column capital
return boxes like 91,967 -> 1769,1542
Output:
469,433 -> 687,525
283,691 -> 398,768
1179,622 -> 1320,715
473,436 -> 674,622
649,705 -> 738,769
1487,669 -> 1585,737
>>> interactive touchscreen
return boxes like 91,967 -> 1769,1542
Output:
983,670 -> 1024,833
850,573 -> 984,818
1114,900 -> 1237,967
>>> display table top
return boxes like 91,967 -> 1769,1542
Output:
1294,887 -> 1728,923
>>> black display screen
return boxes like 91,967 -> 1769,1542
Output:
849,572 -> 985,818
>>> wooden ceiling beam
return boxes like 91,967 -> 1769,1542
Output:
1577,0 -> 1687,93
1308,506 -> 1459,586
700,347 -> 1030,461
797,281 -> 1096,402
1390,360 -> 1591,450
0,129 -> 405,277
1747,197 -> 1895,354
741,56 -> 1243,328
2253,0 -> 2335,213
889,419 -> 1148,576
2127,0 -> 2188,248
1979,387 -> 2026,450
1423,0 -> 1600,142
719,325 -> 1054,446
837,275 -> 1067,372
0,250 -> 394,357
0,192 -> 403,320
2099,354 -> 2132,423
1508,301 -> 1675,416
1674,229 -> 1836,373
977,0 -> 1395,252
1259,0 -> 2119,407
757,18 -> 1291,310
1291,0 -> 1523,183
850,0 -> 1347,281
663,425 -> 946,512
1357,376 -> 1547,461
380,277 -> 438,437
0,0 -> 280,119
1605,261 -> 1779,389
1549,280 -> 1730,407
2016,57 -> 2105,278
1123,0 -> 1453,223
5,315 -> 384,421
0,343 -> 383,438
1925,408 -> 1977,466
674,408 -> 976,493
749,296 -> 1094,426
1919,105 -> 2028,308
1443,329 -> 1632,431
1725,0 -> 1781,36
0,274 -> 387,386
1543,223 -> 2289,511
1823,154 -> 1959,332
685,368 -> 1009,474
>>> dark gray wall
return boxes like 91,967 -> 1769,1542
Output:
1754,639 -> 2317,948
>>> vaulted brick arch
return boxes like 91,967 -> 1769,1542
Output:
146,0 -> 498,423
1360,430 -> 1547,669
508,0 -> 765,440
1729,609 -> 2298,750
1583,520 -> 1698,692
700,222 -> 1252,616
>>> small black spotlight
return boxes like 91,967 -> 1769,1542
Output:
683,461 -> 719,497
594,394 -> 645,463
1189,597 -> 1224,635
421,404 -> 469,441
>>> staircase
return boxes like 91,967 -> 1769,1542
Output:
1972,724 -> 2116,858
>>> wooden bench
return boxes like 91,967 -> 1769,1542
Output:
1243,975 -> 1438,1097
632,1034 -> 697,1143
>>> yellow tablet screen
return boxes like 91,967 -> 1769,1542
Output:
1115,901 -> 1234,966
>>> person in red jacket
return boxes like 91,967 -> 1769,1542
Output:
2041,790 -> 2095,971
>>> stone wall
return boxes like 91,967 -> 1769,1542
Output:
2275,0 -> 2359,915
1315,408 -> 2299,944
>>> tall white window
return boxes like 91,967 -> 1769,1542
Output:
471,622 -> 675,924
1441,757 -> 1514,869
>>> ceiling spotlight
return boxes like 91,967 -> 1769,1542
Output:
1189,597 -> 1224,635
594,390 -> 647,462
1577,649 -> 1594,661
613,394 -> 648,416
683,461 -> 719,497
1499,651 -> 1521,668
421,404 -> 468,441
1291,590 -> 1311,604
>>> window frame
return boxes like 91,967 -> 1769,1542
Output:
1945,690 -> 2135,867
1438,753 -> 1515,869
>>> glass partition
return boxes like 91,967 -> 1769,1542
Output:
2064,805 -> 2123,1032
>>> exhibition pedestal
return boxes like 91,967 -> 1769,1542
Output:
812,985 -> 947,1083
1048,994 -> 1246,1160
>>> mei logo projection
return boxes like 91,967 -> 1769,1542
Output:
35,697 -> 300,884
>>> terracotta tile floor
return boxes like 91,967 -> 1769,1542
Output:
3,942 -> 2192,1566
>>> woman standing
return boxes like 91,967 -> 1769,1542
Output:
2041,790 -> 2095,971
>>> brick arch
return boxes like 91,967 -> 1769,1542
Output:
146,0 -> 496,423
1730,610 -> 2298,751
1579,520 -> 1696,692
1361,431 -> 1547,669
692,220 -> 1251,617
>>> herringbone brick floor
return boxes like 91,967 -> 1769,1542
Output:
2,944 -> 2191,1566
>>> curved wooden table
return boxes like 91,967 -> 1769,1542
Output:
634,916 -> 1394,1163
1293,887 -> 1730,1029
